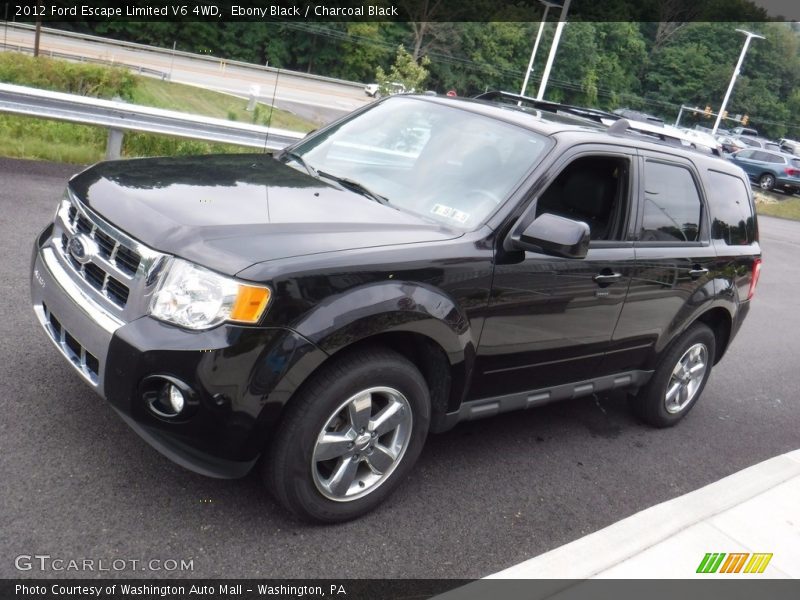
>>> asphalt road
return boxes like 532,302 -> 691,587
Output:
1,157 -> 798,579
2,24 -> 370,124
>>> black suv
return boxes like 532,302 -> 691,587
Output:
30,92 -> 762,522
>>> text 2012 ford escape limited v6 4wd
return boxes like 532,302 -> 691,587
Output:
30,92 -> 761,522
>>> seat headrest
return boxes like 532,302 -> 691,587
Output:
561,169 -> 612,218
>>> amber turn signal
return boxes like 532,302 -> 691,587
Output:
230,285 -> 271,323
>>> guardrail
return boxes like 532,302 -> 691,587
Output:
0,41 -> 169,79
0,82 -> 304,159
1,22 -> 364,90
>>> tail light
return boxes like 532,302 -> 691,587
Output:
747,258 -> 762,300
785,167 -> 800,177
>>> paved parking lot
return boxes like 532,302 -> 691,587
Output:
1,157 -> 798,579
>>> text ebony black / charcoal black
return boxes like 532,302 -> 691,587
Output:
30,93 -> 762,522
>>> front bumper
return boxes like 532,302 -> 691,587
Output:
31,227 -> 327,478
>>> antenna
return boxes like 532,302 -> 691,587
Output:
264,67 -> 280,153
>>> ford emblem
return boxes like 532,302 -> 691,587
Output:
67,235 -> 93,265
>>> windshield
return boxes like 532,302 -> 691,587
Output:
286,97 -> 550,230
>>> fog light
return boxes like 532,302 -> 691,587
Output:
167,384 -> 185,414
140,375 -> 197,421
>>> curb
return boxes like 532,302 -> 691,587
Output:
487,450 -> 800,579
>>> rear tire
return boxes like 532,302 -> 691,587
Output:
759,173 -> 775,190
630,323 -> 716,428
265,347 -> 430,523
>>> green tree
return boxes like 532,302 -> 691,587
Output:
375,45 -> 430,95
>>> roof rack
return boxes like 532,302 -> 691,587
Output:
473,90 -> 618,124
473,90 -> 721,156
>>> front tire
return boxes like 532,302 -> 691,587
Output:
265,348 -> 430,523
630,323 -> 716,428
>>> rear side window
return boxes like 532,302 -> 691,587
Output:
640,161 -> 702,242
760,152 -> 784,164
705,170 -> 755,245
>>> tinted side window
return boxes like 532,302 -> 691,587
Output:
705,171 -> 755,245
767,153 -> 786,164
640,161 -> 702,242
750,151 -> 771,162
536,155 -> 630,241
737,150 -> 755,159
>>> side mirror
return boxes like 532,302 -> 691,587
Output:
511,213 -> 590,259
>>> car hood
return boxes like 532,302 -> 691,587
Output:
68,154 -> 459,276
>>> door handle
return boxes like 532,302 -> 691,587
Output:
688,267 -> 709,279
593,272 -> 622,285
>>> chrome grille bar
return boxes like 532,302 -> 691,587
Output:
49,190 -> 169,322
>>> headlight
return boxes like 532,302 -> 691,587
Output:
150,259 -> 271,330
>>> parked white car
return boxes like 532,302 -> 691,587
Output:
679,128 -> 724,156
780,138 -> 800,156
364,82 -> 409,99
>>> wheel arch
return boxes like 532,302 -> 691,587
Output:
695,306 -> 733,364
258,281 -> 477,442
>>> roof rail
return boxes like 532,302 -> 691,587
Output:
473,90 -> 618,124
474,90 -> 721,156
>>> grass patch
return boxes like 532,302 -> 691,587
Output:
755,194 -> 800,221
0,52 -> 314,163
130,77 -> 315,133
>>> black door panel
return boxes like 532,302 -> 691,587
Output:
472,245 -> 634,399
602,152 -> 721,374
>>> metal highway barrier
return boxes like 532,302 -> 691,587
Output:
0,41 -> 169,79
0,82 -> 305,158
1,22 -> 364,90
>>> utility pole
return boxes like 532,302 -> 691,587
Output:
168,40 -> 177,81
712,29 -> 764,135
33,0 -> 41,57
520,1 -> 560,98
536,0 -> 572,101
4,4 -> 9,51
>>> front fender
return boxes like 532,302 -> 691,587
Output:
293,281 -> 475,365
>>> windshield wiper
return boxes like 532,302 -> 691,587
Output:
280,150 -> 317,178
317,170 -> 390,205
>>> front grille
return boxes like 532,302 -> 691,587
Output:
42,302 -> 99,384
94,229 -> 116,259
64,205 -> 142,275
115,245 -> 141,276
75,213 -> 93,235
51,193 -> 167,322
106,277 -> 130,306
84,263 -> 106,289
58,199 -> 144,308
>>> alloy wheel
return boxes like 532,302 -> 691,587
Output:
311,386 -> 413,502
664,343 -> 708,414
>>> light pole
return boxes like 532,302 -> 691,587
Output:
536,0 -> 571,100
520,1 -> 560,98
712,29 -> 764,135
168,40 -> 177,81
